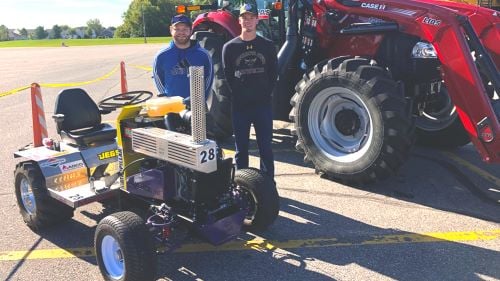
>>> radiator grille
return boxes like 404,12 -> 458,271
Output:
166,141 -> 197,166
131,132 -> 157,155
131,127 -> 217,173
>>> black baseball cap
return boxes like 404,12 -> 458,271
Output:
171,14 -> 192,27
239,3 -> 258,16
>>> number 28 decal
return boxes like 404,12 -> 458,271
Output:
200,148 -> 216,164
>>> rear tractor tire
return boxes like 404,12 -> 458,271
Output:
14,161 -> 74,230
194,31 -> 233,140
290,57 -> 414,183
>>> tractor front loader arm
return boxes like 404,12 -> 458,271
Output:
422,11 -> 500,163
328,0 -> 500,163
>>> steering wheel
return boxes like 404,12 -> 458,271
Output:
98,90 -> 153,110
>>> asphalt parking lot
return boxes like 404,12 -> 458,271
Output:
0,45 -> 499,281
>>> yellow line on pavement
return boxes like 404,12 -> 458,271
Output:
222,148 -> 297,156
0,85 -> 31,98
442,151 -> 500,187
130,64 -> 152,71
0,247 -> 94,261
40,65 -> 119,88
0,65 -> 119,99
1,230 -> 498,261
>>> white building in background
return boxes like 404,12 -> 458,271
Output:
101,28 -> 114,38
60,27 -> 86,39
60,30 -> 70,39
7,26 -> 114,40
7,29 -> 28,40
75,28 -> 86,38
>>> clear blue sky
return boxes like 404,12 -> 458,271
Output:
0,0 -> 132,29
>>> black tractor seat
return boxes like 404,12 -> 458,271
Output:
53,88 -> 116,146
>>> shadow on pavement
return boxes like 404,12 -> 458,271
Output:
4,170 -> 499,280
4,237 -> 44,281
237,128 -> 500,223
4,129 -> 499,280
155,197 -> 500,280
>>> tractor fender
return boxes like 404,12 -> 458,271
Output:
14,142 -> 119,191
193,10 -> 241,37
15,147 -> 88,190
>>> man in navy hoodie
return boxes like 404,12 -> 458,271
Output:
222,3 -> 277,180
153,14 -> 213,130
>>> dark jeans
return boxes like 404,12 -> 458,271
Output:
232,104 -> 274,178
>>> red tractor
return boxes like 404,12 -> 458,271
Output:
180,0 -> 500,183
449,0 -> 500,11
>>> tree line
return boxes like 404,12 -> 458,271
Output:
0,19 -> 113,41
0,0 -> 213,41
114,0 -> 190,38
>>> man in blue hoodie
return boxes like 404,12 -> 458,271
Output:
153,14 -> 213,130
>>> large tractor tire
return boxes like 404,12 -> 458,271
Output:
415,85 -> 470,147
193,31 -> 233,140
290,57 -> 414,183
234,168 -> 279,232
95,211 -> 157,281
14,161 -> 74,230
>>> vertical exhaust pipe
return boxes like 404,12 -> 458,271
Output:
189,66 -> 207,143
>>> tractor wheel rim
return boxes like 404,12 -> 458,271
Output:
308,87 -> 373,162
101,235 -> 125,279
20,177 -> 36,214
417,88 -> 457,131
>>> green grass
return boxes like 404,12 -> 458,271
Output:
0,37 -> 172,48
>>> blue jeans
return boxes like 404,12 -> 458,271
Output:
232,104 -> 274,178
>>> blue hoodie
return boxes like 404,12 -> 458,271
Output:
153,40 -> 213,98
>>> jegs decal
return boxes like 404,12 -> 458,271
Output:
98,149 -> 119,160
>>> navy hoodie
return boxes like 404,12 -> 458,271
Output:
222,36 -> 277,109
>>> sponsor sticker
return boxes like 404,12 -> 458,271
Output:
422,16 -> 441,26
361,3 -> 386,10
52,179 -> 88,191
59,160 -> 85,172
97,149 -> 119,160
52,170 -> 87,184
258,8 -> 271,19
40,157 -> 66,168
124,127 -> 132,138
